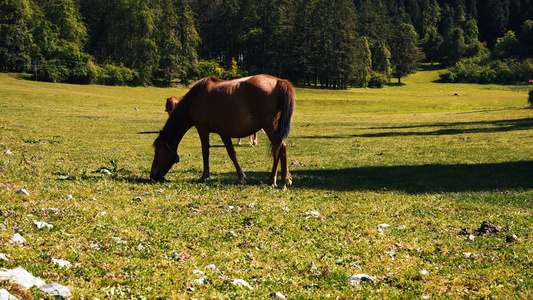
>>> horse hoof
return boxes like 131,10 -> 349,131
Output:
278,184 -> 287,190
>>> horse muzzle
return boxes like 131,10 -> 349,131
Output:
150,170 -> 166,181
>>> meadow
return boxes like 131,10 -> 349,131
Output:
0,66 -> 532,299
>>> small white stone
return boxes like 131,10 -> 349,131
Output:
348,274 -> 375,283
190,277 -> 209,285
39,282 -> 72,298
268,292 -> 287,299
466,234 -> 475,241
228,231 -> 238,238
377,226 -> 384,235
248,203 -> 256,208
396,225 -> 406,229
281,206 -> 290,212
15,188 -> 29,196
34,221 -> 53,229
232,279 -> 253,289
51,258 -> 71,268
0,288 -> 18,300
193,269 -> 205,275
302,211 -> 320,218
0,254 -> 8,261
205,264 -> 218,271
0,267 -> 45,289
377,223 -> 390,228
9,233 -> 26,244
5,149 -> 12,155
419,270 -> 430,275
65,194 -> 73,200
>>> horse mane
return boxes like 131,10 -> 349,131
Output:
155,77 -> 212,146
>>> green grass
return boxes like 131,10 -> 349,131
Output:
1,67 -> 532,299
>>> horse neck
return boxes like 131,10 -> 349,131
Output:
162,117 -> 192,150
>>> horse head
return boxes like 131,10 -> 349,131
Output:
150,131 -> 179,181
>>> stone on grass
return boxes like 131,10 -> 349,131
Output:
34,221 -> 53,229
65,194 -> 73,200
302,211 -> 320,218
232,279 -> 253,289
9,233 -> 26,244
15,188 -> 29,196
205,264 -> 218,271
0,267 -> 45,289
51,258 -> 72,269
189,277 -> 209,285
419,270 -> 430,275
39,282 -> 72,298
0,289 -> 18,300
348,274 -> 375,285
268,292 -> 287,299
0,254 -> 8,261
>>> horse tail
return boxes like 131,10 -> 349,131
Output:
271,79 -> 296,156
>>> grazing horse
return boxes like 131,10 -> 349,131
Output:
167,95 -> 262,146
150,75 -> 295,189
527,80 -> 533,85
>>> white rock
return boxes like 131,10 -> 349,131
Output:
395,225 -> 406,229
302,211 -> 320,218
190,277 -> 209,285
248,203 -> 256,208
419,270 -> 430,275
0,267 -> 46,289
97,211 -> 107,217
377,223 -> 390,228
205,264 -> 218,271
51,258 -> 71,268
0,254 -> 8,261
349,273 -> 376,285
0,224 -> 6,230
112,237 -> 127,244
34,221 -> 53,229
39,282 -> 72,298
192,269 -> 205,275
281,206 -> 289,212
309,261 -> 318,271
377,226 -> 384,235
232,279 -> 253,289
268,292 -> 286,299
65,194 -> 73,200
466,234 -> 475,241
228,231 -> 238,238
5,150 -> 12,155
15,188 -> 29,196
9,233 -> 26,244
0,289 -> 18,300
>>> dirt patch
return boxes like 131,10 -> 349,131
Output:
459,220 -> 508,236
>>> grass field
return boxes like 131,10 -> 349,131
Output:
1,66 -> 532,299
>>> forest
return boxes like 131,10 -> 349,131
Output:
1,0 -> 533,88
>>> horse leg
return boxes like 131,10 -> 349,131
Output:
197,129 -> 210,183
221,136 -> 246,185
237,138 -> 242,145
250,132 -> 258,147
268,148 -> 280,188
278,142 -> 292,189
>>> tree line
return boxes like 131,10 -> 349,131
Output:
1,0 -> 532,87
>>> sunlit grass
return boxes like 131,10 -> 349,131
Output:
0,68 -> 532,299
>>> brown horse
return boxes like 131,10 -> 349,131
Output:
150,75 -> 295,189
167,95 -> 262,146
165,96 -> 180,115
527,80 -> 533,85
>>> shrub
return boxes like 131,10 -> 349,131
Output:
368,72 -> 388,88
95,64 -> 138,86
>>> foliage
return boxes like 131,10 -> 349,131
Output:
389,23 -> 425,84
441,55 -> 533,85
529,89 -> 533,106
1,0 -> 533,86
367,71 -> 388,88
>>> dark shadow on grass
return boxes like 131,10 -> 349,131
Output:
138,131 -> 160,134
356,117 -> 533,138
280,161 -> 533,193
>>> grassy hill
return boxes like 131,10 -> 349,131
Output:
0,68 -> 532,298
